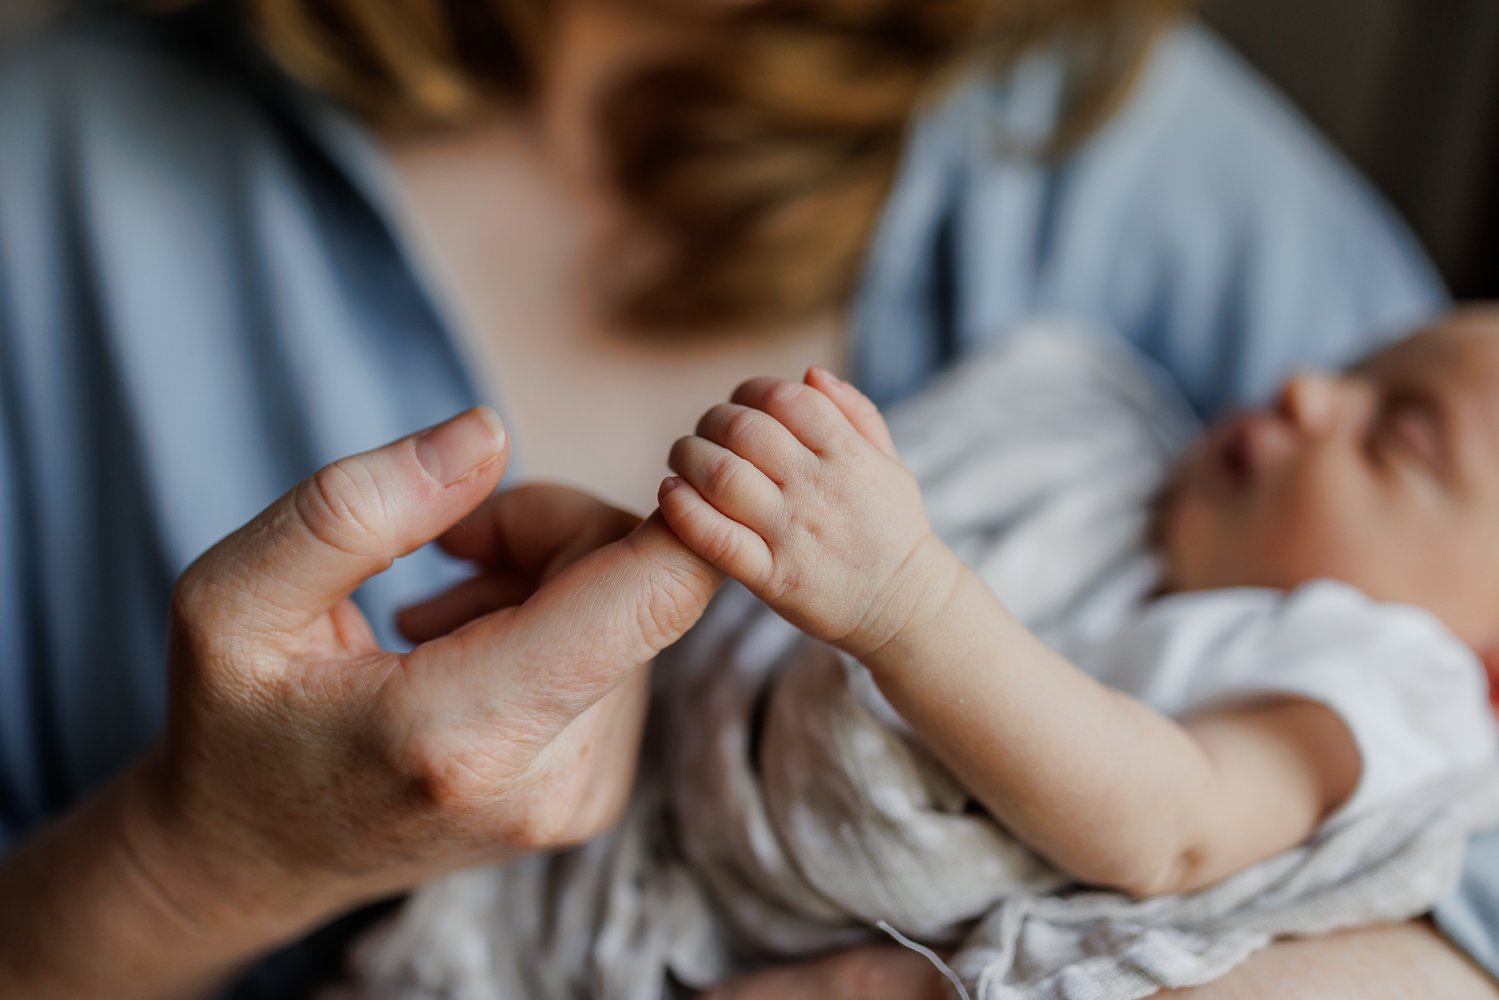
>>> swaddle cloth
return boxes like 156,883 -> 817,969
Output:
336,327 -> 1499,1000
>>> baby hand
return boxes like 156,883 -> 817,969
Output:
659,369 -> 951,659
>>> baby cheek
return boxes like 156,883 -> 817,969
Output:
1160,469 -> 1338,592
1248,473 -> 1391,591
1379,513 -> 1499,637
1159,490 -> 1236,591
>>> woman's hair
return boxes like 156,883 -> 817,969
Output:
226,0 -> 1184,330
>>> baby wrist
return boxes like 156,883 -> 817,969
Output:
842,533 -> 965,668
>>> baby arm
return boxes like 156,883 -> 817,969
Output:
659,370 -> 1361,897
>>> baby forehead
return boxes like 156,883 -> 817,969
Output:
1359,309 -> 1499,378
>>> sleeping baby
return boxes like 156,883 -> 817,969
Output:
341,307 -> 1499,999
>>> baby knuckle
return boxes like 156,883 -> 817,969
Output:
699,524 -> 746,570
826,433 -> 870,470
704,453 -> 743,496
722,407 -> 763,449
768,565 -> 802,603
787,510 -> 828,546
668,435 -> 697,469
731,377 -> 765,400
695,404 -> 731,435
763,380 -> 806,414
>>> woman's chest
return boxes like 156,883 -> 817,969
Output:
480,317 -> 843,514
384,124 -> 843,512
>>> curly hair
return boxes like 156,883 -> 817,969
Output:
216,0 -> 1185,330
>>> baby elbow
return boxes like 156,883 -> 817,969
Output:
1138,845 -> 1210,898
1083,843 -> 1205,900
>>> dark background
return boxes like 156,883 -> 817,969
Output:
3,1 -> 1496,296
1201,0 -> 1499,298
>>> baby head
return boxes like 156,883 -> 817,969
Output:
1160,305 -> 1499,650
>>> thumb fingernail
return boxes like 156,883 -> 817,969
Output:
416,407 -> 506,485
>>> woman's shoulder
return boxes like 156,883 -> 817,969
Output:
0,6 -> 395,255
0,8 -> 264,145
0,6 -> 473,636
856,21 -> 1447,416
951,22 -> 1425,241
0,9 -> 301,333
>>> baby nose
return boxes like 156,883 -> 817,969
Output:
1274,373 -> 1341,433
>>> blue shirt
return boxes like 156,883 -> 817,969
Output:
1,5 -> 1476,994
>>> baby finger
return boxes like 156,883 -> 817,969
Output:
695,403 -> 812,485
658,477 -> 774,588
731,377 -> 861,457
667,435 -> 786,534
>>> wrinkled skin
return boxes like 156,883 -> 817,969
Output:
148,411 -> 722,934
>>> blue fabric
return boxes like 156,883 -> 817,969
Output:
0,9 -> 479,851
851,28 -> 1445,414
1438,824 -> 1499,982
0,5 -> 1478,994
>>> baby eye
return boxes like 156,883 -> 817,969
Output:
1372,398 -> 1445,476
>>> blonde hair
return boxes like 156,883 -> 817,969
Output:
213,0 -> 1184,329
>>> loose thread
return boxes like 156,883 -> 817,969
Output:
875,920 -> 973,1000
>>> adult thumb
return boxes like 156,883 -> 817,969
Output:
185,407 -> 509,639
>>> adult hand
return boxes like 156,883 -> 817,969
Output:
0,407 -> 721,998
703,945 -> 951,1000
394,480 -> 651,643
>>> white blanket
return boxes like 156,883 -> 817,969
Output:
339,328 -> 1499,1000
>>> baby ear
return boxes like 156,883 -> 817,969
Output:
803,367 -> 900,460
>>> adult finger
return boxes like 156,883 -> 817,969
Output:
183,408 -> 508,639
398,480 -> 646,644
425,512 -> 723,739
434,483 -> 640,576
396,572 -> 536,643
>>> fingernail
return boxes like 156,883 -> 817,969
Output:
416,407 -> 506,485
659,476 -> 682,497
814,367 -> 846,387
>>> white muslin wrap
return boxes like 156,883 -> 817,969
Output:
338,328 -> 1499,1000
